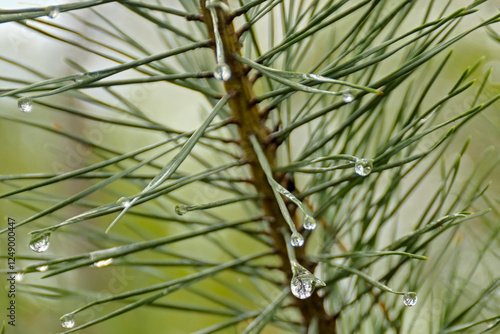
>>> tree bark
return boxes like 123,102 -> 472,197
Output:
200,2 -> 336,332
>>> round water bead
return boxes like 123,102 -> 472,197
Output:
117,197 -> 131,208
36,265 -> 49,272
94,258 -> 113,268
18,97 -> 33,113
403,292 -> 418,307
487,320 -> 500,329
175,205 -> 188,216
290,232 -> 304,247
29,232 -> 50,253
214,63 -> 231,81
291,276 -> 315,299
47,6 -> 60,19
61,314 -> 75,329
342,91 -> 354,103
354,158 -> 373,177
303,216 -> 317,230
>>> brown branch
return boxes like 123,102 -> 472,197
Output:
200,1 -> 336,331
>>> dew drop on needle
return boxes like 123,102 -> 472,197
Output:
18,97 -> 33,113
290,262 -> 326,299
290,232 -> 304,247
94,258 -> 113,268
29,232 -> 50,253
342,91 -> 354,103
291,276 -> 315,299
175,205 -> 188,215
214,63 -> 231,81
354,158 -> 373,177
47,6 -> 60,19
117,197 -> 131,208
61,314 -> 75,329
303,216 -> 317,230
403,292 -> 418,307
36,265 -> 49,272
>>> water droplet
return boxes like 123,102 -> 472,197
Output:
47,6 -> 60,19
15,272 -> 24,282
73,75 -> 85,84
87,71 -> 100,79
303,216 -> 317,230
403,292 -> 418,306
117,197 -> 131,208
290,232 -> 304,247
290,262 -> 325,299
61,314 -> 75,329
94,258 -> 113,268
175,205 -> 188,216
36,265 -> 49,272
18,97 -> 33,113
342,91 -> 354,103
291,276 -> 314,299
354,158 -> 373,177
29,232 -> 50,253
214,63 -> 231,81
488,320 -> 499,329
419,111 -> 435,125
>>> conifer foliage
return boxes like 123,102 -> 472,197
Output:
1,1 -> 499,333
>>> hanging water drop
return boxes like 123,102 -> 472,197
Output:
303,216 -> 317,230
117,197 -> 131,208
18,97 -> 33,113
61,314 -> 75,329
354,158 -> 373,177
290,232 -> 304,247
29,232 -> 50,253
214,63 -> 231,81
342,91 -> 354,103
175,205 -> 188,216
403,292 -> 418,306
290,262 -> 326,299
94,258 -> 113,268
291,276 -> 314,299
47,6 -> 60,19
37,265 -> 49,272
15,272 -> 24,282
487,320 -> 499,329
